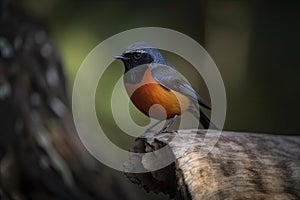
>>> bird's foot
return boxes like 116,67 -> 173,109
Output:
157,129 -> 178,134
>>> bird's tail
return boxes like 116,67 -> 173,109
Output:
189,102 -> 218,130
199,109 -> 218,130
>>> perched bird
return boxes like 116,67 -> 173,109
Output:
115,42 -> 217,132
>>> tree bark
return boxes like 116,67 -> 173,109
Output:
125,129 -> 300,200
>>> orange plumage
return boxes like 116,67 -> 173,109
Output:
124,69 -> 190,120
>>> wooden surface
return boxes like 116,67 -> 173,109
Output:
125,130 -> 300,200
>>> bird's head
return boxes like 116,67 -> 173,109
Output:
115,42 -> 170,72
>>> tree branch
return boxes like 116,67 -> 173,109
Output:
125,130 -> 300,200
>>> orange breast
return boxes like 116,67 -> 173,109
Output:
124,68 -> 190,120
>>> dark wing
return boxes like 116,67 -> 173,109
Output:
151,64 -> 211,109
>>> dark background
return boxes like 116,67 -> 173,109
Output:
21,0 -> 300,135
1,0 -> 300,199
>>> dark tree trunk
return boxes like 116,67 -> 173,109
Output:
0,2 -> 140,200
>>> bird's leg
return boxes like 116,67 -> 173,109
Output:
143,120 -> 163,134
159,114 -> 178,133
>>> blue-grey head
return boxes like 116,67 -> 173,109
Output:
115,42 -> 170,72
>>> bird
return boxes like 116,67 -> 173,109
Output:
115,42 -> 217,133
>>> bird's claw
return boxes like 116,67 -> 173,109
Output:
158,129 -> 178,134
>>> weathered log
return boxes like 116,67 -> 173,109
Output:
125,129 -> 300,200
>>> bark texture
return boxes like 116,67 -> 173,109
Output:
125,129 -> 300,200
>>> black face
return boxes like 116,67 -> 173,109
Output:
118,50 -> 154,72
116,44 -> 172,83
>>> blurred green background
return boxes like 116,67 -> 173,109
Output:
21,0 -> 300,144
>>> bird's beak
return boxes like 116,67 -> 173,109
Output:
114,55 -> 130,60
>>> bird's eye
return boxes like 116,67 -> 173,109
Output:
133,52 -> 142,60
